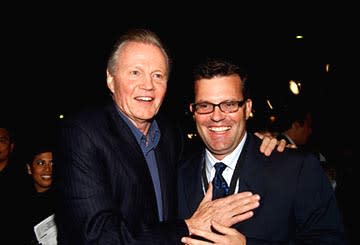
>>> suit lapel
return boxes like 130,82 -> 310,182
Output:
105,103 -> 158,208
183,153 -> 206,215
237,134 -> 267,199
155,126 -> 178,220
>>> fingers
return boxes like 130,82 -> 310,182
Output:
276,139 -> 287,152
211,192 -> 260,211
181,235 -> 213,245
199,183 -> 213,205
183,221 -> 246,245
182,229 -> 216,244
287,143 -> 297,149
187,191 -> 260,232
219,191 -> 260,206
254,131 -> 264,140
257,131 -> 296,156
186,184 -> 217,232
263,137 -> 278,156
210,220 -> 246,244
220,191 -> 254,202
230,210 -> 254,224
219,203 -> 259,226
211,193 -> 260,227
278,138 -> 297,149
258,133 -> 289,156
258,134 -> 274,156
211,220 -> 237,235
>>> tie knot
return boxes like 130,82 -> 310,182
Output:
214,162 -> 227,174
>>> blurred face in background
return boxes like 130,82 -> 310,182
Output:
27,151 -> 53,193
0,128 -> 14,170
192,75 -> 252,160
294,112 -> 313,146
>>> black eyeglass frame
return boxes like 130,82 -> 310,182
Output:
190,99 -> 247,114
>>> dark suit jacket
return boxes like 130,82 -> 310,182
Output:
54,102 -> 188,244
178,133 -> 345,244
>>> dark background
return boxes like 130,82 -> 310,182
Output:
1,5 -> 357,242
2,4 -> 358,151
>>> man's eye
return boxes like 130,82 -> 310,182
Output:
199,103 -> 210,108
153,73 -> 164,79
222,102 -> 236,108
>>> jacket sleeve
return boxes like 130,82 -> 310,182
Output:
294,152 -> 346,243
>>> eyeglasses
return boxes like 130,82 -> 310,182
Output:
190,99 -> 246,114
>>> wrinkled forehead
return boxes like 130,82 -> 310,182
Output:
119,42 -> 169,73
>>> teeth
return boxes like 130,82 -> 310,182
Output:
136,97 -> 153,101
208,126 -> 230,132
41,175 -> 52,179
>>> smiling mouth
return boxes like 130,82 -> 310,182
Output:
135,96 -> 153,102
208,126 -> 231,132
41,175 -> 52,180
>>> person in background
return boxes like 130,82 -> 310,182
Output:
275,99 -> 337,189
0,124 -> 31,244
275,100 -> 313,148
54,28 -> 284,244
24,138 -> 56,244
178,58 -> 345,244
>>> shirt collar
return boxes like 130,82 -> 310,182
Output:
283,133 -> 297,146
205,131 -> 247,172
117,109 -> 161,149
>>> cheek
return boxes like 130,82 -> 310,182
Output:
116,84 -> 129,96
32,167 -> 43,175
116,79 -> 134,92
155,85 -> 167,97
194,115 -> 206,124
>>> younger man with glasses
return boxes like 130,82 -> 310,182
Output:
178,58 -> 345,244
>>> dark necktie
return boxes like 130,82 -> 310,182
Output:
212,162 -> 229,200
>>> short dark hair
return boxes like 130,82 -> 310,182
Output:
274,97 -> 312,132
192,57 -> 249,98
0,124 -> 15,143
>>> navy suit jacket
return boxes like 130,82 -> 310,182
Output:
178,133 -> 345,244
54,102 -> 188,244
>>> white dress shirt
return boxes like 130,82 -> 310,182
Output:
203,132 -> 247,194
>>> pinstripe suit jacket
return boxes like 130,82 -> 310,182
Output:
55,102 -> 188,244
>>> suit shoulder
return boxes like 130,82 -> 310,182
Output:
61,103 -> 115,128
248,133 -> 321,167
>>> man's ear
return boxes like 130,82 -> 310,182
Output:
106,70 -> 115,94
189,104 -> 195,120
10,142 -> 15,153
245,99 -> 253,120
293,121 -> 301,129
